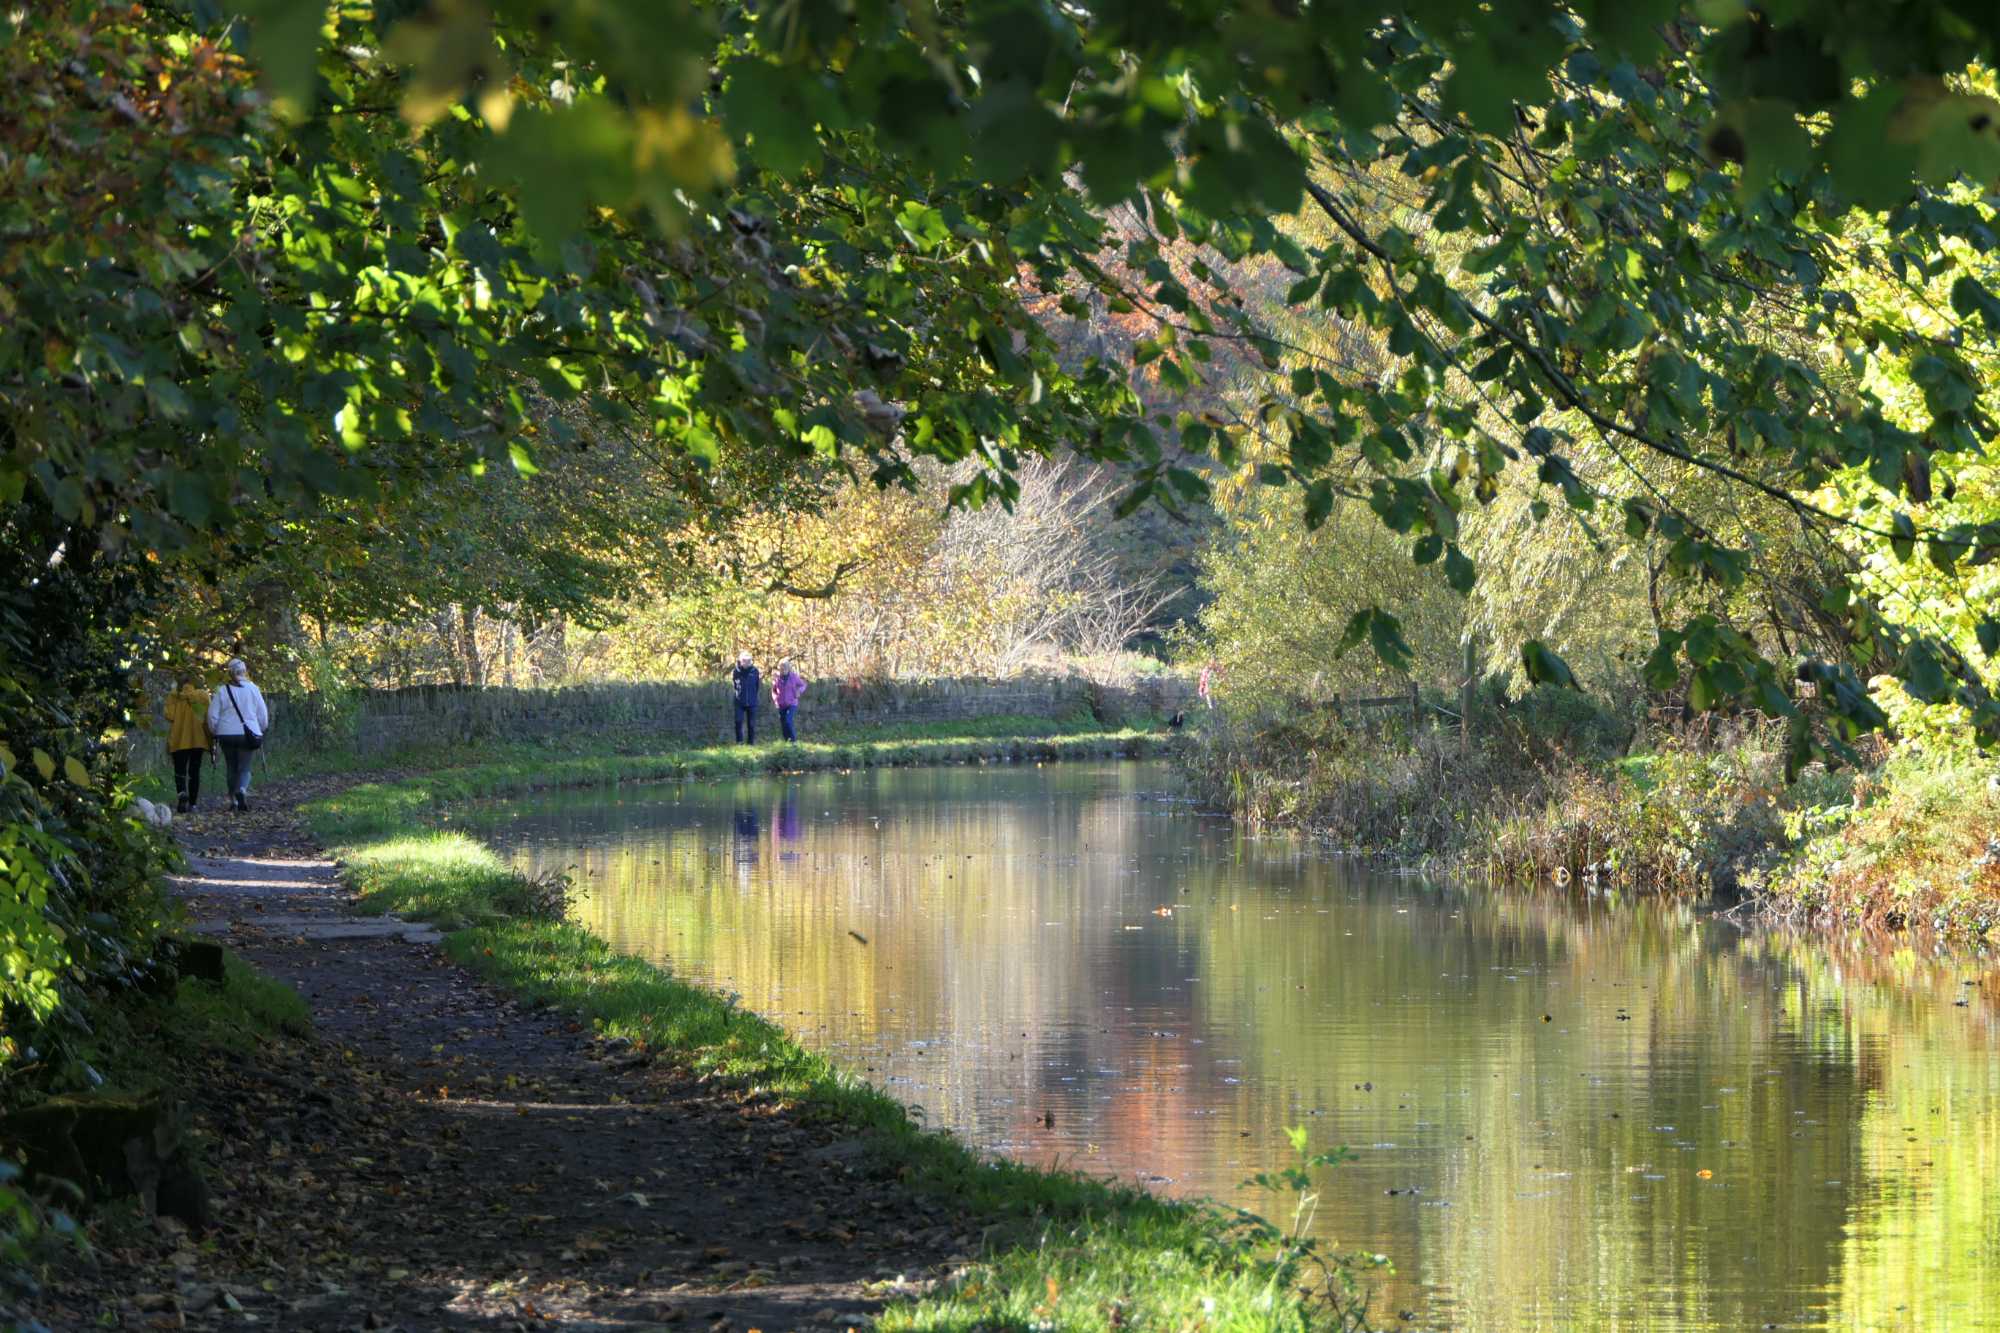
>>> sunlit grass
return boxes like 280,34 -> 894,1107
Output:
309,725 -> 1170,843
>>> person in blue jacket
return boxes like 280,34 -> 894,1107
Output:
730,651 -> 761,744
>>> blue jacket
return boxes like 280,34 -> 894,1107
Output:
731,664 -> 761,707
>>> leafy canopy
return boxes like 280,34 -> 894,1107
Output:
11,0 -> 2000,767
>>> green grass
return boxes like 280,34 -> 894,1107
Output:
305,731 -> 1370,1332
50,948 -> 311,1105
309,725 -> 1171,844
139,709 -> 1155,786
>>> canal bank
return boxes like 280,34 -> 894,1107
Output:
36,733 -> 1996,1331
1180,703 -> 2000,939
326,744 -> 2000,1331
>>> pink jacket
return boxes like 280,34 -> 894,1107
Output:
771,669 -> 808,709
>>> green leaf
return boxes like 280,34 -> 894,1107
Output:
1688,669 -> 1718,712
1443,544 -> 1476,594
1366,609 -> 1415,674
1520,640 -> 1577,689
895,201 -> 951,250
1819,83 -> 1911,209
1333,609 -> 1371,659
1113,481 -> 1154,518
1890,512 -> 1916,562
1642,636 -> 1681,692
1951,275 -> 2000,331
1712,98 -> 1811,189
721,58 -> 836,176
1901,639 -> 1952,704
1302,481 -> 1335,529
334,403 -> 366,450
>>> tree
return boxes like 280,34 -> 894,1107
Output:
186,0 -> 2000,762
12,0 -> 2000,1069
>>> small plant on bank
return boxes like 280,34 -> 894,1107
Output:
1230,1129 -> 1383,1332
515,866 -> 578,922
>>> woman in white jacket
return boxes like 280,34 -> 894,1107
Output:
206,658 -> 271,811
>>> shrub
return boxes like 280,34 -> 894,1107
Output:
1480,742 -> 1789,893
1488,681 -> 1635,766
1179,683 -> 1638,859
1755,749 -> 2000,935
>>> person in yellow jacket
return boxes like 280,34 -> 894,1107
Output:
163,674 -> 213,813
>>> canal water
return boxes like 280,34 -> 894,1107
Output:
460,760 -> 2000,1330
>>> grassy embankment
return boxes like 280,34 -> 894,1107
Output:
131,710 -> 1169,796
298,722 -> 1375,1332
302,712 -> 1171,840
1183,689 -> 2000,938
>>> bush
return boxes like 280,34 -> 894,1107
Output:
1181,706 -> 1515,856
1480,743 -> 1789,893
1488,681 -> 1635,766
1755,749 -> 2000,935
1178,683 -> 1638,859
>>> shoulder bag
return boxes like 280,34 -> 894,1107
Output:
225,684 -> 264,750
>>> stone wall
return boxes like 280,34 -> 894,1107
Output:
258,673 -> 1189,757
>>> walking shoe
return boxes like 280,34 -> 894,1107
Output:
176,796 -> 190,814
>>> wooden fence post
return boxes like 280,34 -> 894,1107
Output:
1460,634 -> 1476,754
1409,678 -> 1421,728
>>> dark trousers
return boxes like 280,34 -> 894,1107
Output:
171,749 -> 204,807
734,703 -> 757,744
778,705 -> 797,742
220,737 -> 256,796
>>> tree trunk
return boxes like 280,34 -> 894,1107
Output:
457,604 -> 484,687
433,609 -> 463,686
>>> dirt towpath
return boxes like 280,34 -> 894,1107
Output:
38,787 -> 968,1332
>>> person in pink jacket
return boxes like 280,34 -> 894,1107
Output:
770,659 -> 809,742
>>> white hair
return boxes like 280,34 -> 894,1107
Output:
226,658 -> 248,679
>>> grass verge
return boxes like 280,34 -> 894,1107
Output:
310,725 -> 1171,844
304,735 -> 1375,1333
175,710 -> 1158,786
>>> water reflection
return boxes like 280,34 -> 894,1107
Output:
461,763 -> 2000,1331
